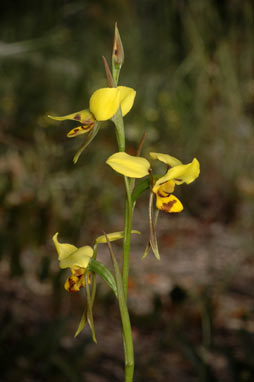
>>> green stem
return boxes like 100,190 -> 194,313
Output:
112,109 -> 125,152
122,176 -> 133,299
112,107 -> 135,380
106,237 -> 134,382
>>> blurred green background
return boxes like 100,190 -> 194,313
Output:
0,0 -> 253,381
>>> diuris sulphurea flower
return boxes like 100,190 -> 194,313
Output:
53,233 -> 93,292
48,86 -> 136,138
53,230 -> 140,292
106,151 -> 200,213
150,152 -> 200,213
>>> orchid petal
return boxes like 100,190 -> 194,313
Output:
150,152 -> 182,167
106,152 -> 150,178
67,124 -> 94,138
154,158 -> 200,187
48,109 -> 94,124
52,233 -> 77,261
59,246 -> 93,269
89,88 -> 120,121
156,194 -> 183,213
118,86 -> 136,116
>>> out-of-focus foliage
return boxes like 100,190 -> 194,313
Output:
0,0 -> 253,381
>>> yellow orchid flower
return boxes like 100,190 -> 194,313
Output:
106,151 -> 200,213
53,233 -> 93,292
150,152 -> 200,213
48,86 -> 136,138
53,230 -> 141,292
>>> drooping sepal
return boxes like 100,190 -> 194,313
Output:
75,306 -> 87,337
73,122 -> 100,164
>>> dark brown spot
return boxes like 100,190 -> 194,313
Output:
74,114 -> 81,121
162,200 -> 177,212
158,190 -> 169,198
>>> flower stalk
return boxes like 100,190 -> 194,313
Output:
49,23 -> 200,382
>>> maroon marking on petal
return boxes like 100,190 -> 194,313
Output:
68,277 -> 78,292
158,190 -> 170,198
162,199 -> 177,212
74,114 -> 81,121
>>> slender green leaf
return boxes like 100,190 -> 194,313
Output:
131,178 -> 150,203
88,259 -> 118,298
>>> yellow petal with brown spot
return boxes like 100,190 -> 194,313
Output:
67,124 -> 94,138
156,194 -> 183,213
153,180 -> 175,196
48,109 -> 95,124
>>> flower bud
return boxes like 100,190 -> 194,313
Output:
112,22 -> 124,66
112,23 -> 124,84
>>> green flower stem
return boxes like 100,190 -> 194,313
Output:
112,109 -> 135,299
122,176 -> 133,299
112,109 -> 125,152
112,108 -> 135,381
105,236 -> 134,382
